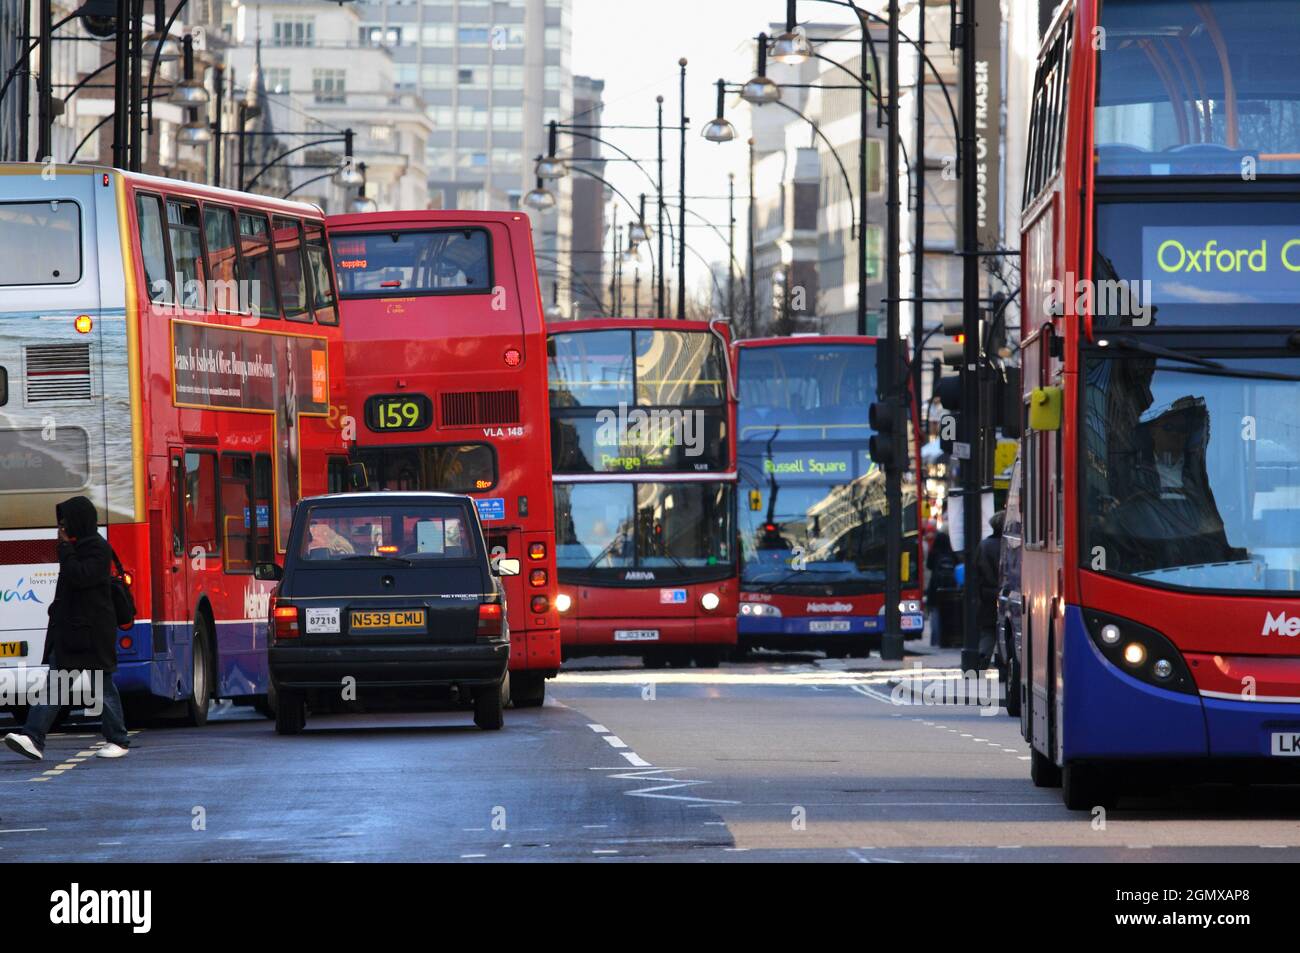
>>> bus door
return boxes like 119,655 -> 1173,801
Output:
151,448 -> 190,690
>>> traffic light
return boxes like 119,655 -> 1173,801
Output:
869,398 -> 907,469
941,312 -> 966,368
935,373 -> 962,455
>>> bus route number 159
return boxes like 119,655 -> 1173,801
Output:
366,394 -> 432,433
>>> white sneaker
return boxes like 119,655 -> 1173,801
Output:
3,732 -> 43,761
96,742 -> 129,759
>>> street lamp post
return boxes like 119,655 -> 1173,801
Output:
881,0 -> 903,661
677,57 -> 688,320
728,172 -> 736,321
656,95 -> 666,318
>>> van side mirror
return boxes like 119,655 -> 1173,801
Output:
254,562 -> 283,582
495,557 -> 521,577
347,462 -> 369,491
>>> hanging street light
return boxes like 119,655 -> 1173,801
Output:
702,78 -> 737,142
741,33 -> 782,105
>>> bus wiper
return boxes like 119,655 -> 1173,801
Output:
1099,336 -> 1300,383
340,554 -> 414,566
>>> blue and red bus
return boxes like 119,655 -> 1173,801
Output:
328,210 -> 560,706
0,164 -> 347,723
547,318 -> 738,667
734,335 -> 923,656
1018,0 -> 1300,807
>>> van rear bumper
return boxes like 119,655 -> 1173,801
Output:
270,641 -> 508,690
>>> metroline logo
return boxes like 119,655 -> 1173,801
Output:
1261,612 -> 1300,637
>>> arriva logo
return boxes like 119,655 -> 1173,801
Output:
1262,612 -> 1300,637
1,579 -> 42,604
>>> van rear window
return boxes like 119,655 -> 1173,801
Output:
297,504 -> 476,562
0,201 -> 81,286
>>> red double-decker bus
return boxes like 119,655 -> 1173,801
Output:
1018,0 -> 1300,808
547,318 -> 738,667
327,210 -> 559,706
733,336 -> 924,657
0,164 -> 347,723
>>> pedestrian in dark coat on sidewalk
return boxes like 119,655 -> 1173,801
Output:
4,496 -> 130,761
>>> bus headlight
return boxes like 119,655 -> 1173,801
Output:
700,592 -> 721,611
899,599 -> 921,614
555,592 -> 572,613
740,602 -> 781,618
1083,610 -> 1195,695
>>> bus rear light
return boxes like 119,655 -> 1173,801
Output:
74,314 -> 93,334
529,569 -> 547,587
530,595 -> 549,614
477,602 -> 504,637
528,542 -> 546,560
555,592 -> 572,613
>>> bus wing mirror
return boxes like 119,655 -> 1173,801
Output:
347,462 -> 369,491
496,557 -> 521,577
1028,386 -> 1062,432
253,562 -> 283,582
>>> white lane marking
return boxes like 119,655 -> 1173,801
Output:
97,841 -> 123,846
621,751 -> 651,767
850,684 -> 900,705
592,849 -> 619,854
1018,756 -> 1031,761
587,724 -> 608,733
582,824 -> 609,829
0,828 -> 48,834
460,853 -> 486,859
608,767 -> 740,804
603,735 -> 628,749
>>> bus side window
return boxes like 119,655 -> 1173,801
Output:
238,211 -> 280,320
203,205 -> 241,314
167,199 -> 206,310
254,453 -> 274,563
303,221 -> 338,325
272,216 -> 311,321
184,450 -> 221,563
221,454 -> 254,573
137,194 -> 172,304
327,455 -> 348,494
171,454 -> 185,556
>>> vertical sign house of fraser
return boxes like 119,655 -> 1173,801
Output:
973,4 -> 1002,252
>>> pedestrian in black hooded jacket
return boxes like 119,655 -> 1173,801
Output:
4,497 -> 131,762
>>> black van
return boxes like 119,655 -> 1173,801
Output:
257,492 -> 516,734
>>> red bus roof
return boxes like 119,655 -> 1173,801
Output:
119,168 -> 328,218
327,209 -> 534,230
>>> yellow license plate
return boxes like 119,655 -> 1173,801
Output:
0,642 -> 27,658
350,609 -> 426,630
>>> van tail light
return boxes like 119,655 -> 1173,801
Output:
270,595 -> 300,641
529,569 -> 547,587
477,602 -> 504,638
528,542 -> 546,560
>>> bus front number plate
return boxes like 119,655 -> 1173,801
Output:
1271,732 -> 1300,756
614,630 -> 660,642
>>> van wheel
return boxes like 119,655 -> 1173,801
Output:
1030,747 -> 1061,787
510,672 -> 546,708
475,673 -> 507,730
185,618 -> 213,727
1063,762 -> 1115,811
275,690 -> 306,735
